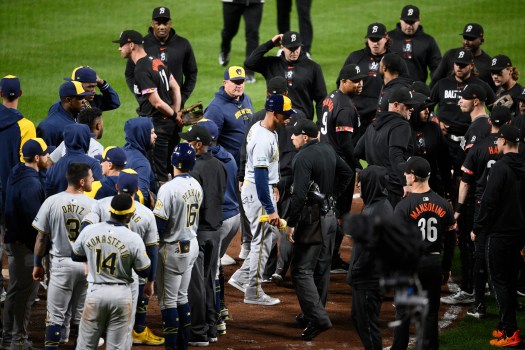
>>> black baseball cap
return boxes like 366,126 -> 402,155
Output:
291,119 -> 318,138
490,55 -> 512,72
461,84 -> 486,101
339,64 -> 367,82
389,87 -> 424,105
498,124 -> 520,143
399,156 -> 431,178
179,125 -> 212,146
366,23 -> 387,39
281,31 -> 302,48
454,49 -> 474,65
152,6 -> 171,20
267,76 -> 287,94
490,106 -> 512,127
461,23 -> 484,39
400,5 -> 420,21
112,30 -> 143,47
410,81 -> 431,97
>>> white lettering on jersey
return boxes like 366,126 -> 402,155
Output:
444,90 -> 458,99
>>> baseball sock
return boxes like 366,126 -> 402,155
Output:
215,278 -> 221,318
219,265 -> 225,303
45,324 -> 61,350
177,303 -> 191,349
134,284 -> 149,333
161,308 -> 179,350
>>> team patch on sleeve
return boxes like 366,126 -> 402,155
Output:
461,166 -> 474,176
141,87 -> 157,95
154,200 -> 163,211
335,126 -> 353,133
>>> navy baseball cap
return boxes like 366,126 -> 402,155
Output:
65,66 -> 97,83
179,125 -> 212,146
117,169 -> 139,194
152,6 -> 171,20
339,64 -> 367,82
490,55 -> 512,72
490,106 -> 512,127
291,119 -> 318,138
399,156 -> 431,178
95,146 -> 127,166
454,49 -> 474,65
112,30 -> 143,47
265,94 -> 296,117
0,75 -> 21,98
267,76 -> 287,95
461,23 -> 484,39
366,23 -> 387,39
22,138 -> 49,158
224,66 -> 245,81
59,81 -> 93,98
171,143 -> 196,170
461,84 -> 486,101
281,31 -> 302,48
196,119 -> 219,141
498,124 -> 520,143
400,5 -> 420,21
389,87 -> 425,105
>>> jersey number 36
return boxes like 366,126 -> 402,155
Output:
418,217 -> 437,242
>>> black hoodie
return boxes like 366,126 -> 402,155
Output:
474,152 -> 525,236
347,165 -> 393,288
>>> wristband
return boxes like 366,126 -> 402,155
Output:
455,202 -> 464,214
34,255 -> 43,267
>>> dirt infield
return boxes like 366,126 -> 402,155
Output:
23,196 -> 461,349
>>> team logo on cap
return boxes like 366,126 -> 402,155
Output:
291,34 -> 297,42
159,7 -> 166,14
466,25 -> 473,32
492,58 -> 497,67
236,68 -> 242,75
372,25 -> 378,33
407,8 -> 414,16
355,66 -> 361,74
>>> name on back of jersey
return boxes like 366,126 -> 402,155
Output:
62,204 -> 87,215
409,202 -> 447,220
85,234 -> 129,257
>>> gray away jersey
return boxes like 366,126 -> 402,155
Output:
72,221 -> 151,284
33,192 -> 96,257
153,174 -> 203,243
82,197 -> 159,247
245,121 -> 280,184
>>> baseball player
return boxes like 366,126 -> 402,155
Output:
490,55 -> 523,117
32,163 -> 96,350
392,157 -> 456,350
153,143 -> 202,350
72,194 -> 151,350
229,95 -> 294,306
81,169 -> 162,347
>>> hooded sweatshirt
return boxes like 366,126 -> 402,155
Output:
348,165 -> 393,288
210,145 -> 239,221
0,104 -> 36,208
45,124 -> 102,197
4,163 -> 45,250
474,152 -> 525,237
354,111 -> 411,197
123,117 -> 156,207
205,87 -> 253,166
37,102 -> 76,147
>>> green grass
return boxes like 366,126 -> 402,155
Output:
1,3 -> 524,346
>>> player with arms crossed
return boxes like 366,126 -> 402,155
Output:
32,163 -> 96,350
153,143 -> 203,350
391,157 -> 456,350
81,169 -> 162,347
72,194 -> 152,349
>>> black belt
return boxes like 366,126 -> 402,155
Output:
92,282 -> 128,285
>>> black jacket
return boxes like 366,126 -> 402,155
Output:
388,24 -> 442,83
190,152 -> 227,231
348,165 -> 393,288
244,40 -> 327,120
377,76 -> 413,113
126,28 -> 198,105
288,140 -> 352,228
473,152 -> 525,237
355,111 -> 412,197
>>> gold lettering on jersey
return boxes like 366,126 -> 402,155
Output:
61,204 -> 86,215
85,235 -> 129,256
235,108 -> 252,120
182,188 -> 202,202
409,203 -> 446,220
131,213 -> 142,223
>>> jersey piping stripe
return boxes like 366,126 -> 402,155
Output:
255,206 -> 265,299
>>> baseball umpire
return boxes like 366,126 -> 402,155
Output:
286,119 -> 353,340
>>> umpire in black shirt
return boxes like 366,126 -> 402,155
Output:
286,119 -> 353,340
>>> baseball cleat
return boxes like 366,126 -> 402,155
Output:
218,52 -> 230,67
467,303 -> 486,319
132,327 -> 165,345
493,329 -> 505,338
489,329 -> 521,347
271,273 -> 284,286
440,290 -> 475,305
228,277 -> 246,293
239,246 -> 250,260
220,254 -> 236,266
220,306 -> 231,320
244,293 -> 281,306
98,338 -> 105,347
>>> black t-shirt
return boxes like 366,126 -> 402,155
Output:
394,190 -> 456,256
134,56 -> 173,118
462,116 -> 490,151
319,89 -> 358,163
461,134 -> 500,200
